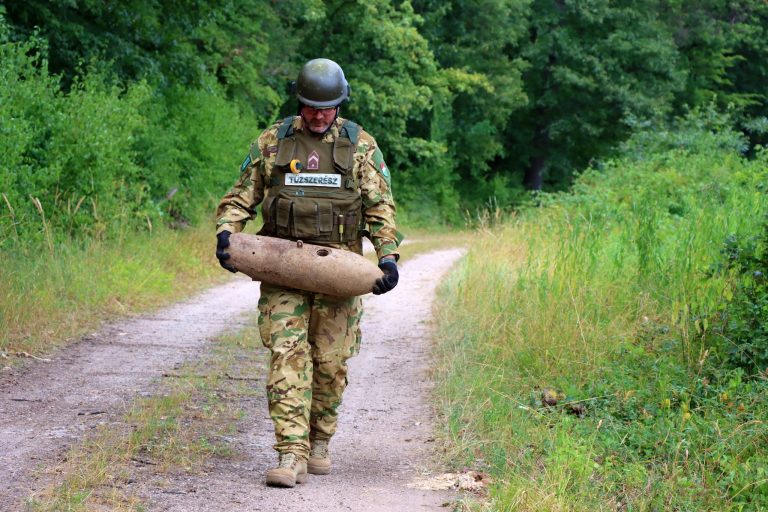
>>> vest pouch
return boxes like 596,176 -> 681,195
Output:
318,201 -> 334,234
261,195 -> 277,232
342,210 -> 359,242
292,200 -> 321,239
274,198 -> 293,237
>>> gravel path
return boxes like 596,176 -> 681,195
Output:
0,247 -> 465,510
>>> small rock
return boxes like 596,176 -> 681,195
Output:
567,403 -> 587,417
457,470 -> 492,492
541,388 -> 565,407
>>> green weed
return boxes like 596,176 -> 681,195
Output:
435,122 -> 768,511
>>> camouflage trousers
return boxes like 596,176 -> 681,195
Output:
257,282 -> 363,459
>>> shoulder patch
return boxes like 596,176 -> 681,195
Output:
240,153 -> 252,173
372,148 -> 391,186
240,141 -> 262,173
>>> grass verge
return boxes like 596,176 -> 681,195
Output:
1,222 -> 229,360
379,228 -> 469,263
434,140 -> 768,510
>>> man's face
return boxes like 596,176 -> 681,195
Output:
301,105 -> 337,134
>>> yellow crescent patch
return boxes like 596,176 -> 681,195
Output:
289,159 -> 303,174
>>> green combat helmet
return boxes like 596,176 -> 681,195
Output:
296,58 -> 349,108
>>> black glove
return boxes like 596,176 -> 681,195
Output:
216,231 -> 237,273
373,259 -> 398,295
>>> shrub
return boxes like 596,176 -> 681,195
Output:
0,26 -> 258,249
710,219 -> 768,374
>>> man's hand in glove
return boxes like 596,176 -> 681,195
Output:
372,258 -> 398,295
216,231 -> 237,273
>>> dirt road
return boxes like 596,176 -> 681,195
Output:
0,247 -> 465,511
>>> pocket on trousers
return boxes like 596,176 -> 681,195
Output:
257,296 -> 273,349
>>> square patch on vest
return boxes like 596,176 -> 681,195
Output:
285,173 -> 341,187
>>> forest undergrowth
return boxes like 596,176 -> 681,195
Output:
436,120 -> 768,511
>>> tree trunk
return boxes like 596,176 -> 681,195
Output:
524,154 -> 546,191
524,127 -> 550,191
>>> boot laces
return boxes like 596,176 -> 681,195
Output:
311,439 -> 329,458
278,453 -> 299,468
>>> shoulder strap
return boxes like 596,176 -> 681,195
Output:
340,120 -> 360,145
277,116 -> 296,140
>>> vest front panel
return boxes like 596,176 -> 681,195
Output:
261,129 -> 362,244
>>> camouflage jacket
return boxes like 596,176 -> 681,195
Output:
216,116 -> 401,261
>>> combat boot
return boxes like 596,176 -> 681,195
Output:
265,453 -> 308,487
307,438 -> 331,475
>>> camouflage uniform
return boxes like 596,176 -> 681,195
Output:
216,116 -> 400,459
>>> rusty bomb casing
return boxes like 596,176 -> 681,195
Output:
228,233 -> 382,297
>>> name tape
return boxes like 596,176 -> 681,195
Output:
285,173 -> 341,187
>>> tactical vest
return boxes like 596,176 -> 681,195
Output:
259,117 -> 364,245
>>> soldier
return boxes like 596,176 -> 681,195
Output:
215,58 -> 402,488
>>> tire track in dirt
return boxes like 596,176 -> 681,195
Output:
0,277 -> 261,506
0,247 -> 465,510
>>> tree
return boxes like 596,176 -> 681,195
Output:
508,0 -> 685,191
667,0 -> 768,147
296,0 -> 467,221
3,0 -> 316,118
412,0 -> 529,205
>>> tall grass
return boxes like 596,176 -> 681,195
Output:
436,122 -> 768,510
0,222 -> 227,357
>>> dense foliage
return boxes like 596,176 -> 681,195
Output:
2,3 -> 768,506
2,0 -> 768,245
436,117 -> 768,510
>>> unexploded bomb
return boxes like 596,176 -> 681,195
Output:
228,233 -> 382,297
